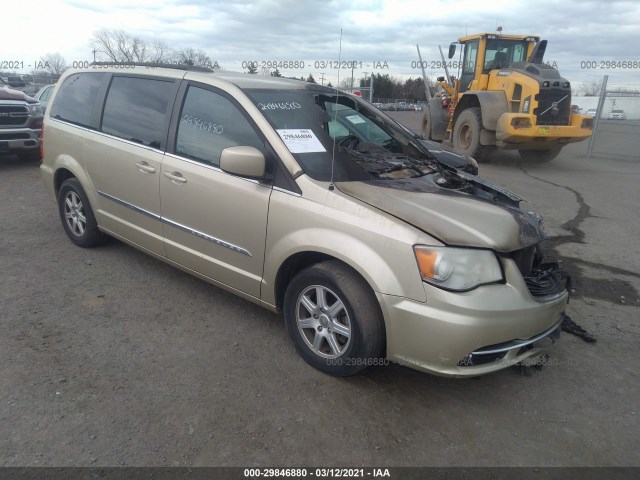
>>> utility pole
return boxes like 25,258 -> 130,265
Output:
92,49 -> 97,62
319,73 -> 325,85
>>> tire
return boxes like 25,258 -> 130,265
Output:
452,107 -> 494,162
518,148 -> 561,162
57,178 -> 106,248
283,261 -> 386,376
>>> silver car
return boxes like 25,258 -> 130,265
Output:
41,65 -> 569,377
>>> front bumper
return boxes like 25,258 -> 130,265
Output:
495,113 -> 592,149
0,126 -> 40,153
379,259 -> 568,377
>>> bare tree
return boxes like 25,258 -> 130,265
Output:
39,53 -> 68,76
90,29 -> 122,62
339,77 -> 353,88
579,79 -> 604,97
148,40 -> 172,64
90,29 -> 171,63
177,47 -> 212,67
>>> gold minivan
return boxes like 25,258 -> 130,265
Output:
41,65 -> 570,377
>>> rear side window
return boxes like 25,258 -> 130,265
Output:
101,76 -> 175,150
49,73 -> 105,128
175,86 -> 263,167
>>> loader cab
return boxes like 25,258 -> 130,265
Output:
482,38 -> 531,72
452,34 -> 540,92
459,39 -> 479,93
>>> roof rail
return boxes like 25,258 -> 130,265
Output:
89,62 -> 214,73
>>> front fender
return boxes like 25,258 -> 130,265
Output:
261,184 -> 432,306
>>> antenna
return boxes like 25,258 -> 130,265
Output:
329,28 -> 343,191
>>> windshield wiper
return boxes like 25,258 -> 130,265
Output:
344,148 -> 430,178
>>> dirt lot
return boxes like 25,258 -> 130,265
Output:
1,113 -> 639,468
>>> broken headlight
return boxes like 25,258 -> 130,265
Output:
413,246 -> 504,291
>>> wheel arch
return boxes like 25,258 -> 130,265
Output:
454,91 -> 508,131
275,251 -> 335,309
51,156 -> 99,208
274,251 -> 386,311
54,167 -> 76,193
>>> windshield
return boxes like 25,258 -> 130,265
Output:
483,39 -> 529,72
245,86 -> 438,181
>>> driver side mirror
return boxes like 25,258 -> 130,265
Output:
448,43 -> 457,59
220,146 -> 266,179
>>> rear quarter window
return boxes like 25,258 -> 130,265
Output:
49,73 -> 106,128
101,76 -> 175,150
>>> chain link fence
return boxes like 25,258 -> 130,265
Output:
587,75 -> 640,160
371,98 -> 423,111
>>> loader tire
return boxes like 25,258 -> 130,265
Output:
453,107 -> 494,162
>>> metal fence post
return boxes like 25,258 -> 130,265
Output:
587,75 -> 608,158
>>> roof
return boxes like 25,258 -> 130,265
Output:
63,65 -> 336,92
457,33 -> 540,43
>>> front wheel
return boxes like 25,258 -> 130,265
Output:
452,107 -> 494,161
283,261 -> 386,376
518,148 -> 562,162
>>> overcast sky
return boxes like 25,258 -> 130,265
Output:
3,0 -> 639,90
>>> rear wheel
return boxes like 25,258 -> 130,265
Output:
518,148 -> 562,162
452,107 -> 494,162
283,261 -> 385,376
57,178 -> 106,248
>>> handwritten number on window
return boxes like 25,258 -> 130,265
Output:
181,114 -> 224,134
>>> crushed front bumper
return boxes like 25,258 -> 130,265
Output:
379,259 -> 568,377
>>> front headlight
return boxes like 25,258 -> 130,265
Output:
28,103 -> 44,117
413,245 -> 503,291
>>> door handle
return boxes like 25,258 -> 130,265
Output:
163,171 -> 187,184
135,161 -> 156,174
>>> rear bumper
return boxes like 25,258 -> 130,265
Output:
495,113 -> 592,149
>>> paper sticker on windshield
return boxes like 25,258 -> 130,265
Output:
345,114 -> 366,124
276,129 -> 326,153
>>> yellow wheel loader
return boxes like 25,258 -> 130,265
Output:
422,33 -> 593,162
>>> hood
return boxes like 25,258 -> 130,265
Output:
336,179 -> 545,252
418,139 -> 478,175
0,86 -> 38,103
